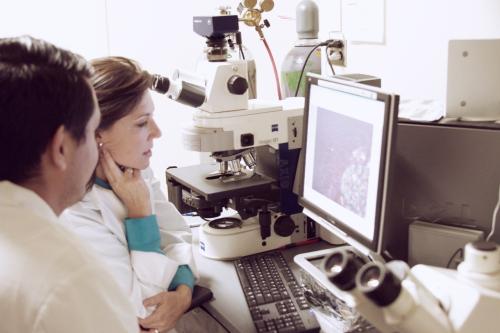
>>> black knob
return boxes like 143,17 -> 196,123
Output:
240,133 -> 254,147
273,215 -> 295,237
227,75 -> 248,95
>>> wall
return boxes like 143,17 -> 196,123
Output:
0,0 -> 108,59
123,0 -> 500,187
1,0 -> 500,190
340,0 -> 500,101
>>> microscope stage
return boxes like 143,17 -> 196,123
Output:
166,164 -> 275,201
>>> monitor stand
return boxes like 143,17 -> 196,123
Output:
303,207 -> 385,264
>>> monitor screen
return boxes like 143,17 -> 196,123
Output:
299,74 -> 398,255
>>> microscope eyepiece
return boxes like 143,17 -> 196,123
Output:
151,73 -> 206,108
356,262 -> 402,307
322,249 -> 365,291
176,81 -> 206,108
151,74 -> 170,94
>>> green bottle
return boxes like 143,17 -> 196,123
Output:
281,0 -> 321,98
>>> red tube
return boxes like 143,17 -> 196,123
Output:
262,37 -> 282,100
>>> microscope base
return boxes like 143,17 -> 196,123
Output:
198,216 -> 294,260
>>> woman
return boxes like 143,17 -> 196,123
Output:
61,57 -> 202,333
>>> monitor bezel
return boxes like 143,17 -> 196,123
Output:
298,73 -> 398,255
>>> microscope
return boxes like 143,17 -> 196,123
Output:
160,14 -> 314,260
317,241 -> 500,333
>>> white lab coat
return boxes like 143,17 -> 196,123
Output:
61,168 -> 198,318
0,181 -> 138,333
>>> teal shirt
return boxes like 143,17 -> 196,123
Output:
124,215 -> 163,254
168,265 -> 195,291
95,177 -> 195,290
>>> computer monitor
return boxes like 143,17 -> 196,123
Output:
298,74 -> 398,256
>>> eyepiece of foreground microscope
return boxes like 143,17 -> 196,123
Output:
322,249 -> 365,291
356,262 -> 402,307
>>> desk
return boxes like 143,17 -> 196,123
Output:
192,227 -> 332,333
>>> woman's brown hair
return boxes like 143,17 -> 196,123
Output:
91,56 -> 152,131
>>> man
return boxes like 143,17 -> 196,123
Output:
0,36 -> 139,332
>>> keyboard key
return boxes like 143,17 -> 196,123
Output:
278,326 -> 296,333
234,251 -> 320,333
256,321 -> 266,329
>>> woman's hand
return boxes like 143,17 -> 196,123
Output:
99,148 -> 152,218
139,285 -> 192,333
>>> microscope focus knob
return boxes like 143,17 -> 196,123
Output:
274,215 -> 296,237
227,75 -> 248,95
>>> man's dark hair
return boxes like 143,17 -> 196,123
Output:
0,36 -> 95,183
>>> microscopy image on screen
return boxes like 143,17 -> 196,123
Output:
312,107 -> 373,218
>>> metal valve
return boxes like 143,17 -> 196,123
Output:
238,0 -> 274,28
242,0 -> 257,8
259,0 -> 274,12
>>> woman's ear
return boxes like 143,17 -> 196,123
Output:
96,131 -> 103,147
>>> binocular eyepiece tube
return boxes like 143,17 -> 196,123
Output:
322,248 -> 403,307
151,74 -> 206,108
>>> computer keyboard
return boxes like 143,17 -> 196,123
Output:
234,251 -> 321,333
